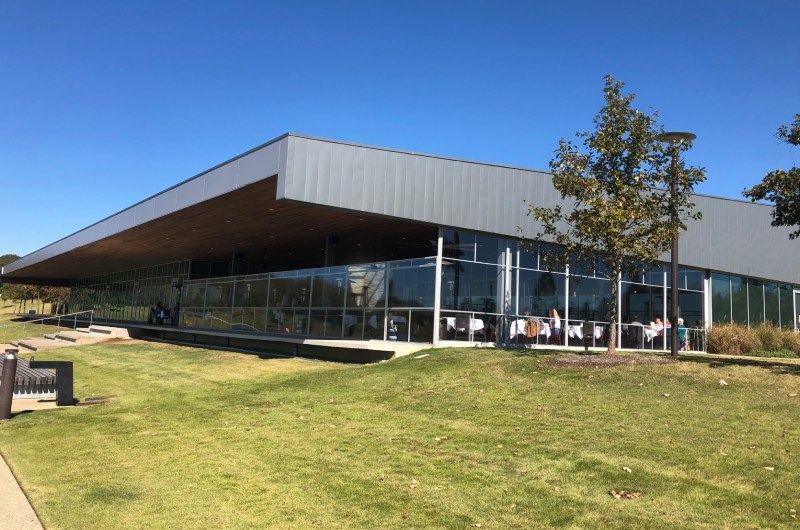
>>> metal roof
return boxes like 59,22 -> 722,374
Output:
4,133 -> 799,284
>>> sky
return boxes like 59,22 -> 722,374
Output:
1,0 -> 798,256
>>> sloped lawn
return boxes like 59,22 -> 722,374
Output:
1,342 -> 798,528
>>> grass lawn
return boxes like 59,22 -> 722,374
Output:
0,313 -> 66,344
1,342 -> 799,528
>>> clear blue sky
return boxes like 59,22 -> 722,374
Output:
2,1 -> 798,256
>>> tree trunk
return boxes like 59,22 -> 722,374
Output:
606,268 -> 620,355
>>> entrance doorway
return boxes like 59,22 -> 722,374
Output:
795,290 -> 800,331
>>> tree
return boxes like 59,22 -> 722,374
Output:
0,254 -> 21,303
528,75 -> 706,354
0,254 -> 20,268
41,286 -> 72,314
743,114 -> 800,238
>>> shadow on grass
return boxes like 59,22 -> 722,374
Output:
679,354 -> 800,374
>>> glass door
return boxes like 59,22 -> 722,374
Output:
795,290 -> 800,331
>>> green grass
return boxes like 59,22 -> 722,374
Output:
744,349 -> 799,359
1,343 -> 799,528
0,313 -> 66,343
0,300 -> 52,315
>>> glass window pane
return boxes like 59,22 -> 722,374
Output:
748,278 -> 764,325
518,270 -> 565,318
764,282 -> 780,325
409,310 -> 434,342
517,245 -> 537,269
442,229 -> 475,260
312,273 -> 346,307
346,264 -> 386,308
731,275 -> 748,324
475,234 -> 504,264
537,243 -> 565,273
269,277 -> 311,308
621,283 -> 664,325
440,261 -> 502,313
568,277 -> 611,323
667,289 -> 704,328
387,311 -> 409,341
779,284 -> 794,329
233,279 -> 269,307
205,281 -> 233,308
711,273 -> 731,325
388,265 -> 435,307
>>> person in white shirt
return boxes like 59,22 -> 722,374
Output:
549,308 -> 561,342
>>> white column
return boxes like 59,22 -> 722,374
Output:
617,272 -> 622,349
503,245 -> 512,344
564,264 -> 570,347
432,227 -> 444,345
515,249 -> 520,316
663,271 -> 668,352
703,272 -> 711,329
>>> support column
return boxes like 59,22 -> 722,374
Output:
503,245 -> 513,345
564,264 -> 570,347
432,228 -> 444,346
663,271 -> 668,352
617,272 -> 622,349
703,272 -> 711,330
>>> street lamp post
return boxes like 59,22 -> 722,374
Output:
657,131 -> 696,358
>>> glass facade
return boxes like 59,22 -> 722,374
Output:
711,273 -> 797,328
69,261 -> 190,322
180,257 -> 436,342
64,228 -> 798,349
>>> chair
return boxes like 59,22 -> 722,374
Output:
628,325 -> 643,349
454,313 -> 470,340
582,322 -> 596,348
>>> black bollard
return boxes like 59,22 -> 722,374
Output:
0,353 -> 18,420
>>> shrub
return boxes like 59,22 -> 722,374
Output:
755,323 -> 783,352
708,323 -> 800,356
779,330 -> 800,354
707,325 -> 762,356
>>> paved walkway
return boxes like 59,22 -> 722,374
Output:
0,452 -> 43,529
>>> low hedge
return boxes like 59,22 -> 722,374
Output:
707,324 -> 800,357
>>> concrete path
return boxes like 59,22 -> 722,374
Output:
0,452 -> 43,529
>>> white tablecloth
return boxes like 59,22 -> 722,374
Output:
568,324 -> 604,340
444,317 -> 484,332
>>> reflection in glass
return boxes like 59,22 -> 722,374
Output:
518,270 -> 565,318
764,282 -> 780,325
779,284 -> 794,329
621,283 -> 664,325
440,261 -> 502,313
388,265 -> 435,307
748,278 -> 764,325
731,275 -> 748,324
568,277 -> 611,322
442,229 -> 475,260
711,273 -> 730,324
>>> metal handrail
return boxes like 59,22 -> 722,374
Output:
0,310 -> 94,340
203,315 -> 261,332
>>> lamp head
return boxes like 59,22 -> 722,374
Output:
656,131 -> 696,144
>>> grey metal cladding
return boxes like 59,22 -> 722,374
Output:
3,136 -> 287,275
5,132 -> 799,286
282,135 -> 800,284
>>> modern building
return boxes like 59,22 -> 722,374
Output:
3,133 -> 799,357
